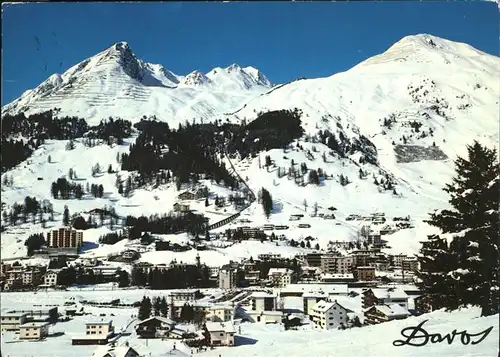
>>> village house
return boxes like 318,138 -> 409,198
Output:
72,320 -> 115,345
356,266 -> 376,281
414,294 -> 435,315
173,202 -> 190,213
177,191 -> 196,201
362,288 -> 409,309
267,268 -> 293,288
0,311 -> 29,331
204,321 -> 235,346
121,250 -> 140,261
310,300 -> 350,330
135,316 -> 176,338
364,304 -> 410,325
19,321 -> 50,340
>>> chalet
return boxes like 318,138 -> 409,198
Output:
72,320 -> 114,345
135,316 -> 176,338
87,208 -> 107,217
362,288 -> 409,309
19,322 -> 50,340
121,250 -> 140,261
177,191 -> 196,201
173,203 -> 190,213
310,300 -> 350,330
414,294 -> 434,315
364,304 -> 410,325
91,346 -> 140,357
204,322 -> 235,346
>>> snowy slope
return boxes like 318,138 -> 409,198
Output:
1,42 -> 272,126
1,34 -> 499,263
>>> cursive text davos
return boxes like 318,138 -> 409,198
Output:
393,319 -> 493,347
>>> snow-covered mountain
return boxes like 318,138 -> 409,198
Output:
1,34 -> 498,264
1,42 -> 272,125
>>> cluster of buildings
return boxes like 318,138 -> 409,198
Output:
0,307 -> 58,340
0,262 -> 65,291
213,249 -> 419,294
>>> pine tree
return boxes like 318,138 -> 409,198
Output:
63,205 -> 70,226
153,297 -> 161,316
138,296 -> 152,321
417,141 -> 499,316
260,188 -> 273,218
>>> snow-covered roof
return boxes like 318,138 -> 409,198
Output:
364,288 -> 408,300
138,316 -> 175,325
251,291 -> 276,298
85,319 -> 113,325
370,304 -> 410,317
19,321 -> 50,328
268,268 -> 292,276
312,300 -> 347,313
283,283 -> 348,296
91,346 -> 138,357
205,321 -> 235,333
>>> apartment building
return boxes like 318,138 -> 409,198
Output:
19,322 -> 50,340
46,227 -> 83,249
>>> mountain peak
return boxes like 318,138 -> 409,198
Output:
226,63 -> 242,72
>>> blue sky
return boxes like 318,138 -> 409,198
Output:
2,1 -> 498,105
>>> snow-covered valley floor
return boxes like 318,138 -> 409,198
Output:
1,289 -> 498,357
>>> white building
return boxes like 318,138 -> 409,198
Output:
310,300 -> 349,330
85,320 -> 114,338
206,306 -> 234,322
267,268 -> 293,288
205,322 -> 235,346
19,322 -> 50,340
43,270 -> 59,287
